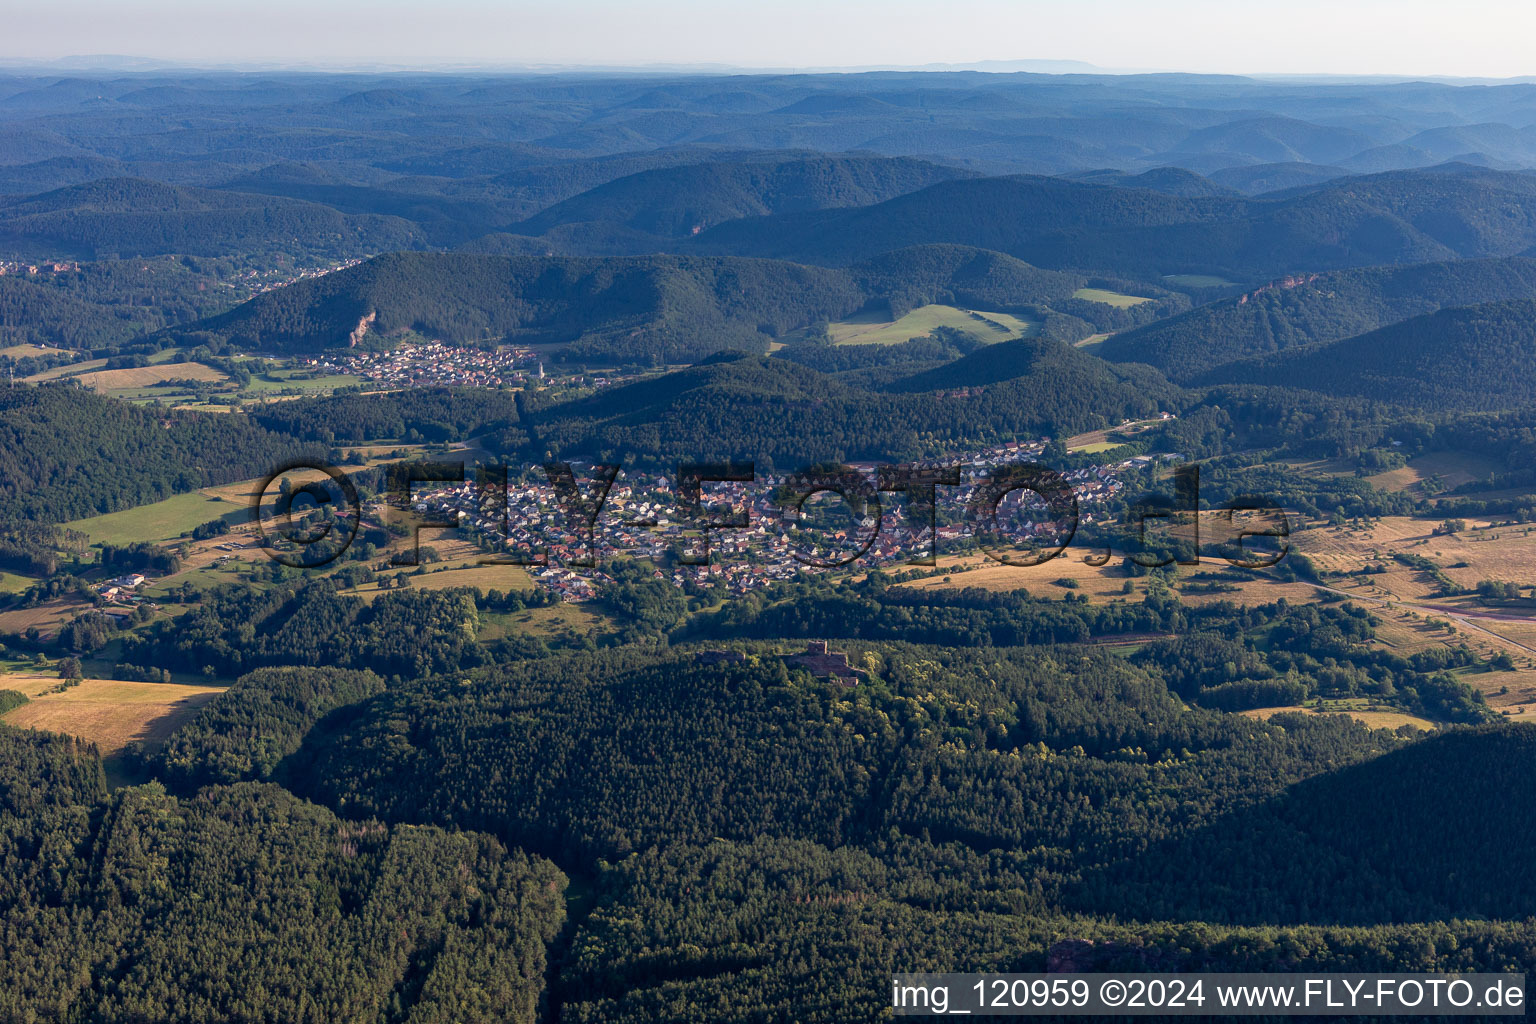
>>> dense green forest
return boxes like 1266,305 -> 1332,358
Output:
249,385 -> 527,445
515,154 -> 972,240
0,384 -> 320,522
694,165 -> 1536,277
1097,256 -> 1536,380
0,178 -> 424,260
530,351 -> 1171,465
1204,298 -> 1536,411
122,584 -> 489,678
0,725 -> 565,1024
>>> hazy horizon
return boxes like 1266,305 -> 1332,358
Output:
3,0 -> 1534,80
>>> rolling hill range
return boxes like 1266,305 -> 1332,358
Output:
1065,166 -> 1242,197
513,155 -> 973,241
167,246 -> 1106,363
1198,298 -> 1536,411
1096,257 -> 1536,381
0,179 -> 424,259
4,71 -> 1536,190
211,164 -> 530,247
692,165 -> 1536,280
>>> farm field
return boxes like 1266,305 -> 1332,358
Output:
1363,450 -> 1501,495
1240,704 -> 1438,731
1291,516 -> 1536,701
360,563 -> 535,595
784,304 -> 1038,346
0,676 -> 224,754
898,515 -> 1536,713
896,551 -> 1255,605
66,488 -> 248,546
1063,418 -> 1169,453
1071,287 -> 1152,307
0,343 -> 65,359
240,370 -> 367,394
1296,517 -> 1536,595
0,597 -> 93,639
23,358 -> 107,382
0,571 -> 35,594
72,362 -> 227,392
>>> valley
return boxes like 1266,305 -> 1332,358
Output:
2,60 -> 1536,1024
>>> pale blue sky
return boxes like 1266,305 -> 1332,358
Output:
4,0 -> 1533,78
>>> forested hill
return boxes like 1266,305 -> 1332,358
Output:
177,251 -> 867,364
1096,257 -> 1536,381
695,173 -> 1238,269
693,165 -> 1536,278
165,246 -> 1092,363
1199,298 -> 1536,411
0,178 -> 424,259
0,384 -> 317,522
515,154 -> 972,240
0,275 -> 134,349
883,335 -> 1166,394
1066,165 -> 1242,197
850,244 -> 1083,314
0,726 -> 565,1024
1077,724 -> 1536,925
529,349 -> 1171,465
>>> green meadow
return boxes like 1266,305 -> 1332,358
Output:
66,491 -> 248,546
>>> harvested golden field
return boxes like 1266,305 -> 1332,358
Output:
385,564 -> 534,593
72,362 -> 226,391
24,358 -> 106,382
1241,705 -> 1437,731
897,551 -> 1310,606
1473,618 -> 1536,651
1298,517 -> 1536,611
199,477 -> 269,505
1466,668 -> 1536,709
900,553 -> 1140,603
0,598 -> 93,639
1369,609 -> 1463,655
0,343 -> 63,359
1063,417 -> 1170,452
1292,518 -> 1440,571
0,676 -> 224,753
1364,450 -> 1500,495
1174,577 -> 1326,608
